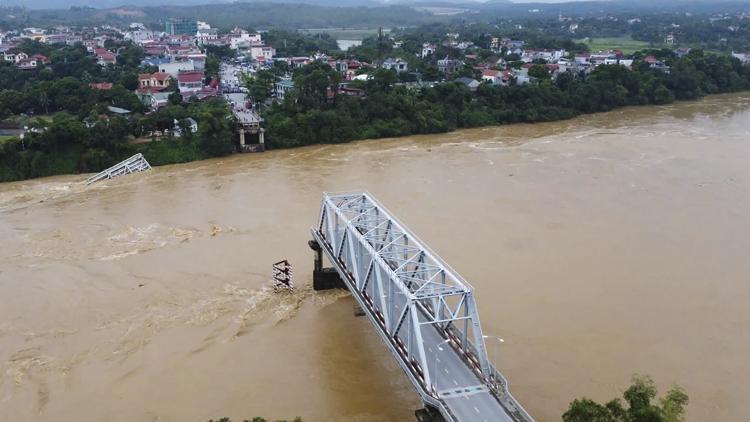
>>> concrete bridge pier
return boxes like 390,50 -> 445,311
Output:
308,240 -> 346,291
415,407 -> 445,422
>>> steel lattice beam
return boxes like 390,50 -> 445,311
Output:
311,192 -> 533,422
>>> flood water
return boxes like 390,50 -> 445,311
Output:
1,93 -> 749,421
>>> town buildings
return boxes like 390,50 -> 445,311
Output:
275,78 -> 294,101
177,70 -> 205,94
165,18 -> 198,36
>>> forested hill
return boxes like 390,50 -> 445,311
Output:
4,0 -> 750,30
0,3 -> 438,30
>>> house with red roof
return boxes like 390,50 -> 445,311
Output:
31,54 -> 50,65
89,82 -> 114,90
139,72 -> 171,90
177,70 -> 204,94
482,69 -> 513,86
94,48 -> 116,66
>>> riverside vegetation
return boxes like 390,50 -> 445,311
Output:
263,49 -> 750,148
1,43 -> 749,182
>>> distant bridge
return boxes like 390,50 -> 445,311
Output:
309,192 -> 533,422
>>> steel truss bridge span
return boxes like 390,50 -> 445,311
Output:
310,192 -> 533,422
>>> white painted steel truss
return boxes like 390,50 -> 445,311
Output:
315,192 -> 493,392
85,153 -> 152,185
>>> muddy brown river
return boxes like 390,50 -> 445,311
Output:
1,93 -> 749,421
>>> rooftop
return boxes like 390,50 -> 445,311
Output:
178,71 -> 204,83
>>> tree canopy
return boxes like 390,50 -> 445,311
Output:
563,375 -> 689,422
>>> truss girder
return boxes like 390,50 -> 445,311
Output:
316,192 -> 493,392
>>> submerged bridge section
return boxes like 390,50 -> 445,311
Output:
310,192 -> 533,422
85,153 -> 151,185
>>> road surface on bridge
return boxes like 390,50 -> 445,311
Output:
387,280 -> 516,422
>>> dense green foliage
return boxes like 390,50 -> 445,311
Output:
0,38 -> 240,182
264,30 -> 339,57
263,50 -> 750,149
0,99 -> 236,182
564,375 -> 688,422
0,40 -> 146,119
0,4 -> 434,31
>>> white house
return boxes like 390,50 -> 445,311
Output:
521,49 -> 567,63
421,43 -> 436,58
732,52 -> 750,64
196,28 -> 219,45
382,58 -> 408,73
481,69 -> 512,86
513,69 -> 531,85
574,54 -> 591,65
229,29 -> 262,50
604,58 -> 634,68
275,78 -> 294,100
173,118 -> 198,137
3,51 -> 28,63
250,45 -> 275,60
125,30 -> 158,45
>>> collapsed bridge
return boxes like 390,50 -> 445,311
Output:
309,192 -> 533,422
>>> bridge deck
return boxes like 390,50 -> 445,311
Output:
312,192 -> 532,422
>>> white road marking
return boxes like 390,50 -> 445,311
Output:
474,406 -> 480,413
444,368 -> 449,374
453,379 -> 458,386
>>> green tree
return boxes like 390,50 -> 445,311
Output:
240,70 -> 276,106
121,72 -> 139,91
528,64 -> 550,80
196,99 -> 236,157
205,56 -> 220,78
563,375 -> 688,422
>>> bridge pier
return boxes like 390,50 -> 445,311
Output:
307,240 -> 347,291
415,407 -> 445,422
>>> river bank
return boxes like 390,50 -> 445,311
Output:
3,48 -> 749,183
1,92 -> 749,421
0,86 -> 747,186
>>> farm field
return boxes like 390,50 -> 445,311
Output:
300,28 -> 388,40
579,36 -> 655,54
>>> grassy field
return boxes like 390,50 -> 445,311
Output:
0,135 -> 14,143
299,28 -> 387,40
578,37 -> 654,54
